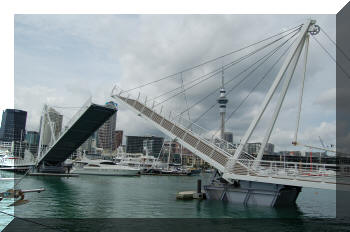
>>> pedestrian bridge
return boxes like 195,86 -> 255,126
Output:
37,98 -> 117,167
112,87 -> 349,191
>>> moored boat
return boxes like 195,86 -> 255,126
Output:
71,157 -> 140,176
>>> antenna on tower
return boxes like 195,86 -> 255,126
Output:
221,65 -> 224,88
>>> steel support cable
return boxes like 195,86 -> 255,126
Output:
294,35 -> 309,144
212,36 -> 298,138
151,29 -> 300,103
153,30 -> 300,108
179,72 -> 191,122
122,25 -> 302,93
321,28 -> 350,62
178,31 -> 298,123
191,34 -> 294,125
311,35 -> 350,79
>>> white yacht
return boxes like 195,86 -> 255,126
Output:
71,157 -> 140,176
0,150 -> 36,171
113,147 -> 166,171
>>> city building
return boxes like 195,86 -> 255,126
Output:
278,150 -> 302,157
97,102 -> 117,151
39,106 -> 63,148
114,130 -> 123,149
25,131 -> 40,156
277,151 -> 326,159
0,109 -> 27,142
223,132 -> 233,143
26,131 -> 40,145
162,140 -> 209,167
243,142 -> 275,156
126,136 -> 164,157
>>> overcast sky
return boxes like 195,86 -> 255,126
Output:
13,14 -> 336,152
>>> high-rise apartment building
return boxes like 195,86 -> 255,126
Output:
126,136 -> 164,157
26,131 -> 40,145
114,130 -> 123,149
97,102 -> 117,151
223,132 -> 233,143
244,142 -> 275,156
0,109 -> 27,142
25,131 -> 40,156
39,106 -> 63,147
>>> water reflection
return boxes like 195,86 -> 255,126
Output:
0,172 -> 336,219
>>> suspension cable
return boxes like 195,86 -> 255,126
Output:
179,31 -> 298,123
320,28 -> 350,62
212,35 -> 297,138
179,72 -> 191,122
192,34 -> 294,125
151,28 -> 300,103
293,35 -> 309,143
153,30 -> 300,108
122,25 -> 302,93
311,35 -> 350,79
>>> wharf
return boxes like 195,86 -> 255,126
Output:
29,173 -> 79,177
0,167 -> 31,172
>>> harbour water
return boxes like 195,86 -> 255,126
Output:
1,171 -> 336,223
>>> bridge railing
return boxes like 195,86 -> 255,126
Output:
114,87 -> 253,159
235,159 -> 340,182
62,97 -> 92,137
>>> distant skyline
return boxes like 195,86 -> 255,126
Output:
13,15 -> 336,152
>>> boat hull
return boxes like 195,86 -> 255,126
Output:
71,167 -> 140,176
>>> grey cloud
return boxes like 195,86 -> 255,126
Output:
14,15 -> 336,151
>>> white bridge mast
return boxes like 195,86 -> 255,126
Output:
226,19 -> 318,171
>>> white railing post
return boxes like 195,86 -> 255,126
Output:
270,162 -> 272,175
248,160 -> 251,175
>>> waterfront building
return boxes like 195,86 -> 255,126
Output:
39,106 -> 63,147
79,132 -> 95,154
162,140 -> 209,167
0,109 -> 27,142
278,150 -> 302,157
25,131 -> 40,156
0,140 -> 25,157
26,131 -> 40,145
114,130 -> 123,149
97,102 -> 117,151
223,132 -> 233,143
126,135 -> 164,157
244,142 -> 275,156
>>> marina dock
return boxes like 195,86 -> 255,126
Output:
28,173 -> 79,177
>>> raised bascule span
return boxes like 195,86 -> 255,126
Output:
36,98 -> 117,173
112,19 -> 349,207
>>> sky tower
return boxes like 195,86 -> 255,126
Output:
217,67 -> 228,140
